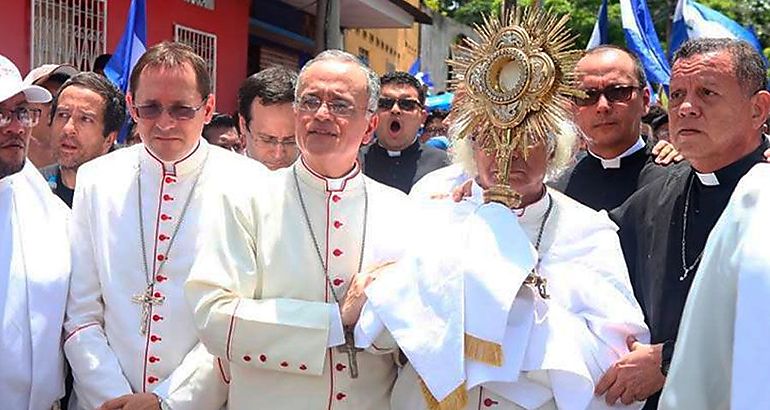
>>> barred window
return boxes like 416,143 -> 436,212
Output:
31,0 -> 108,71
183,0 -> 214,10
174,24 -> 217,92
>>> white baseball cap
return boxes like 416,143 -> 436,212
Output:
24,63 -> 79,86
0,54 -> 52,104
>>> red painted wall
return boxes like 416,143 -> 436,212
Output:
1,1 -> 32,74
109,0 -> 250,113
1,0 -> 249,113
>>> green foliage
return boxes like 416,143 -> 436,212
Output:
423,0 -> 770,61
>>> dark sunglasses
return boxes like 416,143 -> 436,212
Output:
133,98 -> 208,120
573,85 -> 640,107
377,97 -> 423,112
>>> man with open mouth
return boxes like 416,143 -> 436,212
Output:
360,71 -> 449,194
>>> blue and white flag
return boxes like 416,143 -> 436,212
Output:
620,0 -> 671,86
670,0 -> 765,60
105,0 -> 147,93
586,0 -> 609,50
408,58 -> 434,88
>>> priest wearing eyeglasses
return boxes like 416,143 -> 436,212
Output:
550,45 -> 673,211
63,42 -> 263,409
601,38 -> 770,410
186,50 -> 413,409
359,71 -> 449,194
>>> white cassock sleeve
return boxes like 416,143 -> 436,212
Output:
63,180 -> 133,408
185,202 -> 337,377
660,164 -> 770,410
152,342 -> 229,409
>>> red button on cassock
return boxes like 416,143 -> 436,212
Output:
280,361 -> 289,367
160,214 -> 171,221
147,376 -> 158,384
154,292 -> 162,298
332,195 -> 341,203
299,364 -> 307,371
164,177 -> 174,184
152,314 -> 163,322
243,355 -> 252,362
332,278 -> 344,286
156,254 -> 165,262
259,354 -> 267,362
332,249 -> 343,257
333,220 -> 343,229
149,356 -> 160,363
158,234 -> 168,241
150,335 -> 161,342
163,194 -> 174,201
484,398 -> 498,407
156,275 -> 167,282
335,363 -> 346,372
336,392 -> 346,401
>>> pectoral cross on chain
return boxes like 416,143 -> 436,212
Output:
131,284 -> 166,335
336,327 -> 362,378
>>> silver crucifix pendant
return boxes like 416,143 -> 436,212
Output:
131,284 -> 166,335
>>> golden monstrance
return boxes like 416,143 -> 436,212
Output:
447,5 -> 585,208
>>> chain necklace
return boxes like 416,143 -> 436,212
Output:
132,152 -> 207,334
292,165 -> 367,304
523,192 -> 553,299
679,175 -> 703,281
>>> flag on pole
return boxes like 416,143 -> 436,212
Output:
586,0 -> 609,50
408,58 -> 434,88
670,0 -> 766,61
105,0 -> 147,93
620,0 -> 671,86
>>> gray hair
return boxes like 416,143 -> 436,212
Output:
451,120 -> 580,181
296,49 -> 380,113
673,38 -> 768,95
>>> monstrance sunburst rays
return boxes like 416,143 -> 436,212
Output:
447,6 -> 585,208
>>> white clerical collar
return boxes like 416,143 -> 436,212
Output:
468,180 -> 550,223
587,137 -> 646,169
515,189 -> 550,225
379,136 -> 418,157
141,138 -> 207,177
297,157 -> 362,192
695,171 -> 720,186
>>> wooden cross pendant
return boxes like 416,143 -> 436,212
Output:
336,327 -> 362,378
131,284 -> 166,335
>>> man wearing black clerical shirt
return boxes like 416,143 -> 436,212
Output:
595,38 -> 770,409
359,71 -> 449,193
551,45 -> 671,211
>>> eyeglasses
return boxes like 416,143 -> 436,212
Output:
295,95 -> 368,118
255,134 -> 297,149
572,85 -> 640,107
377,97 -> 423,112
132,98 -> 208,120
0,107 -> 42,128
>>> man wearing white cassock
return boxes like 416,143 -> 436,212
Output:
185,50 -> 412,409
64,42 -> 257,409
360,122 -> 650,410
0,54 -> 70,410
659,163 -> 770,410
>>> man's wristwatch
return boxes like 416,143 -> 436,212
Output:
660,340 -> 675,376
153,393 -> 171,410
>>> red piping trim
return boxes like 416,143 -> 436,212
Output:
217,357 -> 231,384
477,386 -> 483,410
143,140 -> 201,176
226,300 -> 241,361
299,157 -> 360,192
327,349 -> 335,410
63,322 -> 100,343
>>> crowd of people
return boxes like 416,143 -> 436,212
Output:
1,32 -> 770,410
